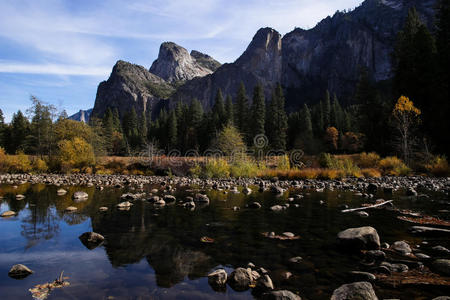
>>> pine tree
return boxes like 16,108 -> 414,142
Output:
0,109 -> 5,148
138,110 -> 147,145
323,90 -> 331,129
225,95 -> 234,125
113,108 -> 121,132
27,96 -> 56,157
235,82 -> 249,137
167,110 -> 177,149
250,84 -> 265,139
212,89 -> 226,130
7,110 -> 29,153
187,99 -> 204,150
102,108 -> 114,153
267,84 -> 288,150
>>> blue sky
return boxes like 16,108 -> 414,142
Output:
0,0 -> 362,122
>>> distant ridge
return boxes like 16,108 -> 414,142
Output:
68,109 -> 93,123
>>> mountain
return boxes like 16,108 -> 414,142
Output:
92,60 -> 174,118
149,42 -> 220,82
68,109 -> 93,123
92,0 -> 437,118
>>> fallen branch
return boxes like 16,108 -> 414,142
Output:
341,200 -> 393,213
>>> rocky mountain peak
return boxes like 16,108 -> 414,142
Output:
190,50 -> 221,72
149,42 -> 218,82
235,27 -> 282,83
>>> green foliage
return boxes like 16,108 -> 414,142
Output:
214,124 -> 246,156
145,81 -> 175,99
319,153 -> 360,176
234,82 -> 249,139
203,159 -> 230,178
266,83 -> 288,150
379,156 -> 411,176
229,158 -> 261,177
250,84 -> 265,139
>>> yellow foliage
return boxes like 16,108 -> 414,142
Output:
0,147 -> 6,172
357,152 -> 381,168
58,137 -> 95,170
379,156 -> 411,176
394,96 -> 421,115
32,158 -> 48,173
425,156 -> 449,177
204,159 -> 230,178
5,152 -> 32,173
361,168 -> 382,178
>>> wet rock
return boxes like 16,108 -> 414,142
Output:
282,232 -> 295,238
391,240 -> 412,255
194,193 -> 210,204
415,253 -> 431,260
207,269 -> 227,289
249,202 -> 262,209
57,189 -> 67,195
331,281 -> 378,300
1,211 -> 17,217
410,226 -> 450,235
79,232 -> 105,250
8,264 -> 33,279
243,187 -> 252,195
99,207 -> 108,212
73,191 -> 88,201
270,205 -> 285,211
337,226 -> 380,250
163,195 -> 176,203
65,206 -> 77,212
380,262 -> 408,273
367,183 -> 378,194
254,274 -> 274,293
406,188 -> 418,196
271,186 -> 284,195
432,245 -> 450,255
15,194 -> 25,200
228,267 -> 253,291
432,297 -> 450,300
289,256 -> 303,264
366,250 -> 386,261
117,201 -> 133,209
432,259 -> 450,276
349,271 -> 376,282
261,290 -> 301,300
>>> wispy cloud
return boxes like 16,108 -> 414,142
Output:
0,61 -> 110,76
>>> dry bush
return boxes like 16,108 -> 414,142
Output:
361,168 -> 382,178
379,156 -> 411,176
425,156 -> 449,177
357,152 -> 381,168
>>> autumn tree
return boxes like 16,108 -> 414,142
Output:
58,137 -> 95,171
213,124 -> 246,156
325,126 -> 339,151
392,96 -> 421,164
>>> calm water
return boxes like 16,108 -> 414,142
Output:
0,182 -> 449,299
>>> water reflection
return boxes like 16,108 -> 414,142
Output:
0,182 -> 449,299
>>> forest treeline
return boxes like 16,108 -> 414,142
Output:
0,4 -> 449,174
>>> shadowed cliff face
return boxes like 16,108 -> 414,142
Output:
92,0 -> 437,117
92,60 -> 173,118
150,42 -> 220,83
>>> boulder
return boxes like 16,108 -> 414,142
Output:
243,187 -> 252,195
331,282 -> 378,300
163,195 -> 176,203
79,232 -> 105,250
271,186 -> 284,195
337,226 -> 380,250
349,271 -> 376,282
391,240 -> 412,255
208,269 -> 227,289
254,274 -> 274,293
261,290 -> 301,300
57,188 -> 67,195
228,267 -> 253,291
8,264 -> 33,279
432,259 -> 450,276
194,193 -> 210,204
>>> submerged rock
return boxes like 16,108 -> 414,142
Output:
254,274 -> 274,293
331,282 -> 378,300
79,232 -> 105,250
57,189 -> 67,195
65,206 -> 78,212
337,226 -> 380,250
432,259 -> 450,276
8,264 -> 33,279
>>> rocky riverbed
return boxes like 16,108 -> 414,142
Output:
0,173 -> 449,299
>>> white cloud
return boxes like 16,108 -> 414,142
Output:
0,61 -> 110,76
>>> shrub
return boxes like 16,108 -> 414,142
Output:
0,147 -> 6,172
58,137 -> 95,171
379,156 -> 411,176
230,159 -> 261,178
319,153 -> 360,176
32,158 -> 48,173
361,168 -> 382,178
276,155 -> 290,170
189,163 -> 202,178
204,159 -> 230,178
425,156 -> 449,177
5,151 -> 32,173
357,152 -> 381,168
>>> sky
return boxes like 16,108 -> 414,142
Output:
0,0 -> 362,122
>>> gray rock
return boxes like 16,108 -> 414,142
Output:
57,188 -> 67,195
337,226 -> 380,250
249,202 -> 262,209
15,194 -> 25,200
432,297 -> 450,300
391,240 -> 412,255
270,205 -> 284,211
410,226 -> 450,235
243,187 -> 252,195
1,211 -> 17,217
117,201 -> 133,208
356,211 -> 369,217
261,290 -> 301,300
228,267 -> 253,291
194,193 -> 210,204
271,186 -> 284,195
331,282 -> 378,300
289,256 -> 303,264
99,207 -> 108,212
79,232 -> 105,250
163,195 -> 176,203
349,271 -> 376,282
432,245 -> 450,255
207,269 -> 227,288
65,206 -> 78,212
254,274 -> 274,293
8,264 -> 33,279
415,253 -> 431,260
432,259 -> 450,276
